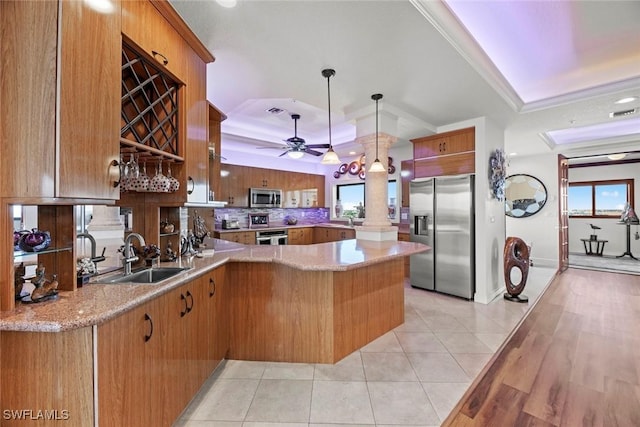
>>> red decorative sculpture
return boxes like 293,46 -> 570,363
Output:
503,236 -> 530,303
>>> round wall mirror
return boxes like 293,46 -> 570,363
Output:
504,174 -> 547,218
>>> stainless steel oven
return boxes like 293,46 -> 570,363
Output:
256,229 -> 288,245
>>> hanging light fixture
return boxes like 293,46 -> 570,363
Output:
369,93 -> 386,173
321,69 -> 341,165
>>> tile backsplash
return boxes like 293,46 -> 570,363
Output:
214,207 -> 330,229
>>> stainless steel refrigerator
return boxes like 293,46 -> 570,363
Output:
409,175 -> 475,299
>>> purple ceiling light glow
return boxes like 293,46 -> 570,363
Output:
545,117 -> 640,145
444,1 -> 640,103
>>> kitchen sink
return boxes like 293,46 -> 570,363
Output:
96,267 -> 191,284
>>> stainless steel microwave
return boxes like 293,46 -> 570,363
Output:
249,188 -> 282,208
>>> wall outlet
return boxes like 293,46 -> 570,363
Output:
401,212 -> 408,220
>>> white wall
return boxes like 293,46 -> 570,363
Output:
505,152 -> 559,268
568,162 -> 640,257
439,117 -> 506,304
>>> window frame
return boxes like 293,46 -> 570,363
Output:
335,180 -> 398,219
568,179 -> 634,218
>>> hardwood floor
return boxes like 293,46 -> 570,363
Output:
442,268 -> 640,426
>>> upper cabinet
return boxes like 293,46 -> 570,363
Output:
411,127 -> 475,179
119,0 -> 216,206
121,0 -> 187,81
208,103 -> 227,202
1,0 -> 121,201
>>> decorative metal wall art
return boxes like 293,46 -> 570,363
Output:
488,148 -> 506,200
333,156 -> 395,180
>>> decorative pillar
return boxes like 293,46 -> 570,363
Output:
355,132 -> 398,241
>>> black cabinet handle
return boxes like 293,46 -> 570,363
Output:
209,278 -> 216,297
180,293 -> 188,317
443,141 -> 447,151
186,290 -> 194,313
151,50 -> 169,66
111,159 -> 121,188
187,176 -> 195,195
144,313 -> 153,342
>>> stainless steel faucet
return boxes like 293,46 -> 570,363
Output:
123,233 -> 146,275
77,231 -> 106,265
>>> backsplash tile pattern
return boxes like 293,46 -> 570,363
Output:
214,208 -> 330,229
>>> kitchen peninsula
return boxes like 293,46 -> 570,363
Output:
0,237 -> 428,426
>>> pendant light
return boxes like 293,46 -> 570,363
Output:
321,69 -> 341,165
368,93 -> 386,173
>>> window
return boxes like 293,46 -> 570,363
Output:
568,179 -> 634,217
336,180 -> 397,218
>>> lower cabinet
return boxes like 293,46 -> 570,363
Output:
98,267 -> 228,426
215,231 -> 256,245
313,227 -> 355,244
397,232 -> 411,277
288,227 -> 313,245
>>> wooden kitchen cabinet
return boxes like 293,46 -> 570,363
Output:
184,46 -> 210,205
313,227 -> 355,243
209,104 -> 227,202
397,232 -> 411,277
215,230 -> 256,245
412,127 -> 475,159
1,0 -> 121,201
288,227 -> 313,245
411,127 -> 475,179
98,267 -> 227,426
400,160 -> 414,207
98,296 -> 167,426
1,328 -> 95,426
220,163 -> 325,208
121,0 -> 187,81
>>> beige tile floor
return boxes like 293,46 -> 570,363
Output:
175,267 -> 555,427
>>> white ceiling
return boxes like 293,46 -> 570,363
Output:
170,0 -> 640,164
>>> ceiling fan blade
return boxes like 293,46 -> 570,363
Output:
278,150 -> 290,157
257,146 -> 287,150
305,144 -> 330,149
304,148 -> 323,156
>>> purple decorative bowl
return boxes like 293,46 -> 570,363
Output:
18,229 -> 51,252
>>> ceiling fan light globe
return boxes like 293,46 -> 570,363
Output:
288,150 -> 304,159
368,159 -> 386,173
321,147 -> 341,165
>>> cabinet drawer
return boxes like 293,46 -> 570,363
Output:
414,152 -> 475,178
412,127 -> 474,159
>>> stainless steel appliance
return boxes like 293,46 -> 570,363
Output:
249,188 -> 282,208
248,213 -> 269,228
221,219 -> 240,229
410,175 -> 475,299
256,229 -> 288,245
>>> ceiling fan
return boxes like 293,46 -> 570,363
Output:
259,114 -> 330,158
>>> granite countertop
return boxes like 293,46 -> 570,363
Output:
0,238 -> 428,333
214,222 -> 359,233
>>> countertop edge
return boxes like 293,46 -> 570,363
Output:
1,239 -> 428,332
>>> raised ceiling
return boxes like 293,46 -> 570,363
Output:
170,0 -> 640,163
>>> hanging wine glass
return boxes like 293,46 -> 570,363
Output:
125,154 -> 140,191
119,154 -> 129,192
149,159 -> 170,192
166,162 -> 180,192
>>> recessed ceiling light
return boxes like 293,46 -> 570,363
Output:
509,152 -> 518,157
607,153 -> 627,160
615,96 -> 637,104
348,151 -> 357,155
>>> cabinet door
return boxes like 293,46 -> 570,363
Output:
1,0 -> 120,200
98,298 -> 166,426
58,0 -> 121,200
414,152 -> 475,179
209,103 -> 226,201
208,267 -> 229,366
121,0 -> 186,80
1,1 -> 57,198
184,47 -> 209,204
412,127 -> 474,159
